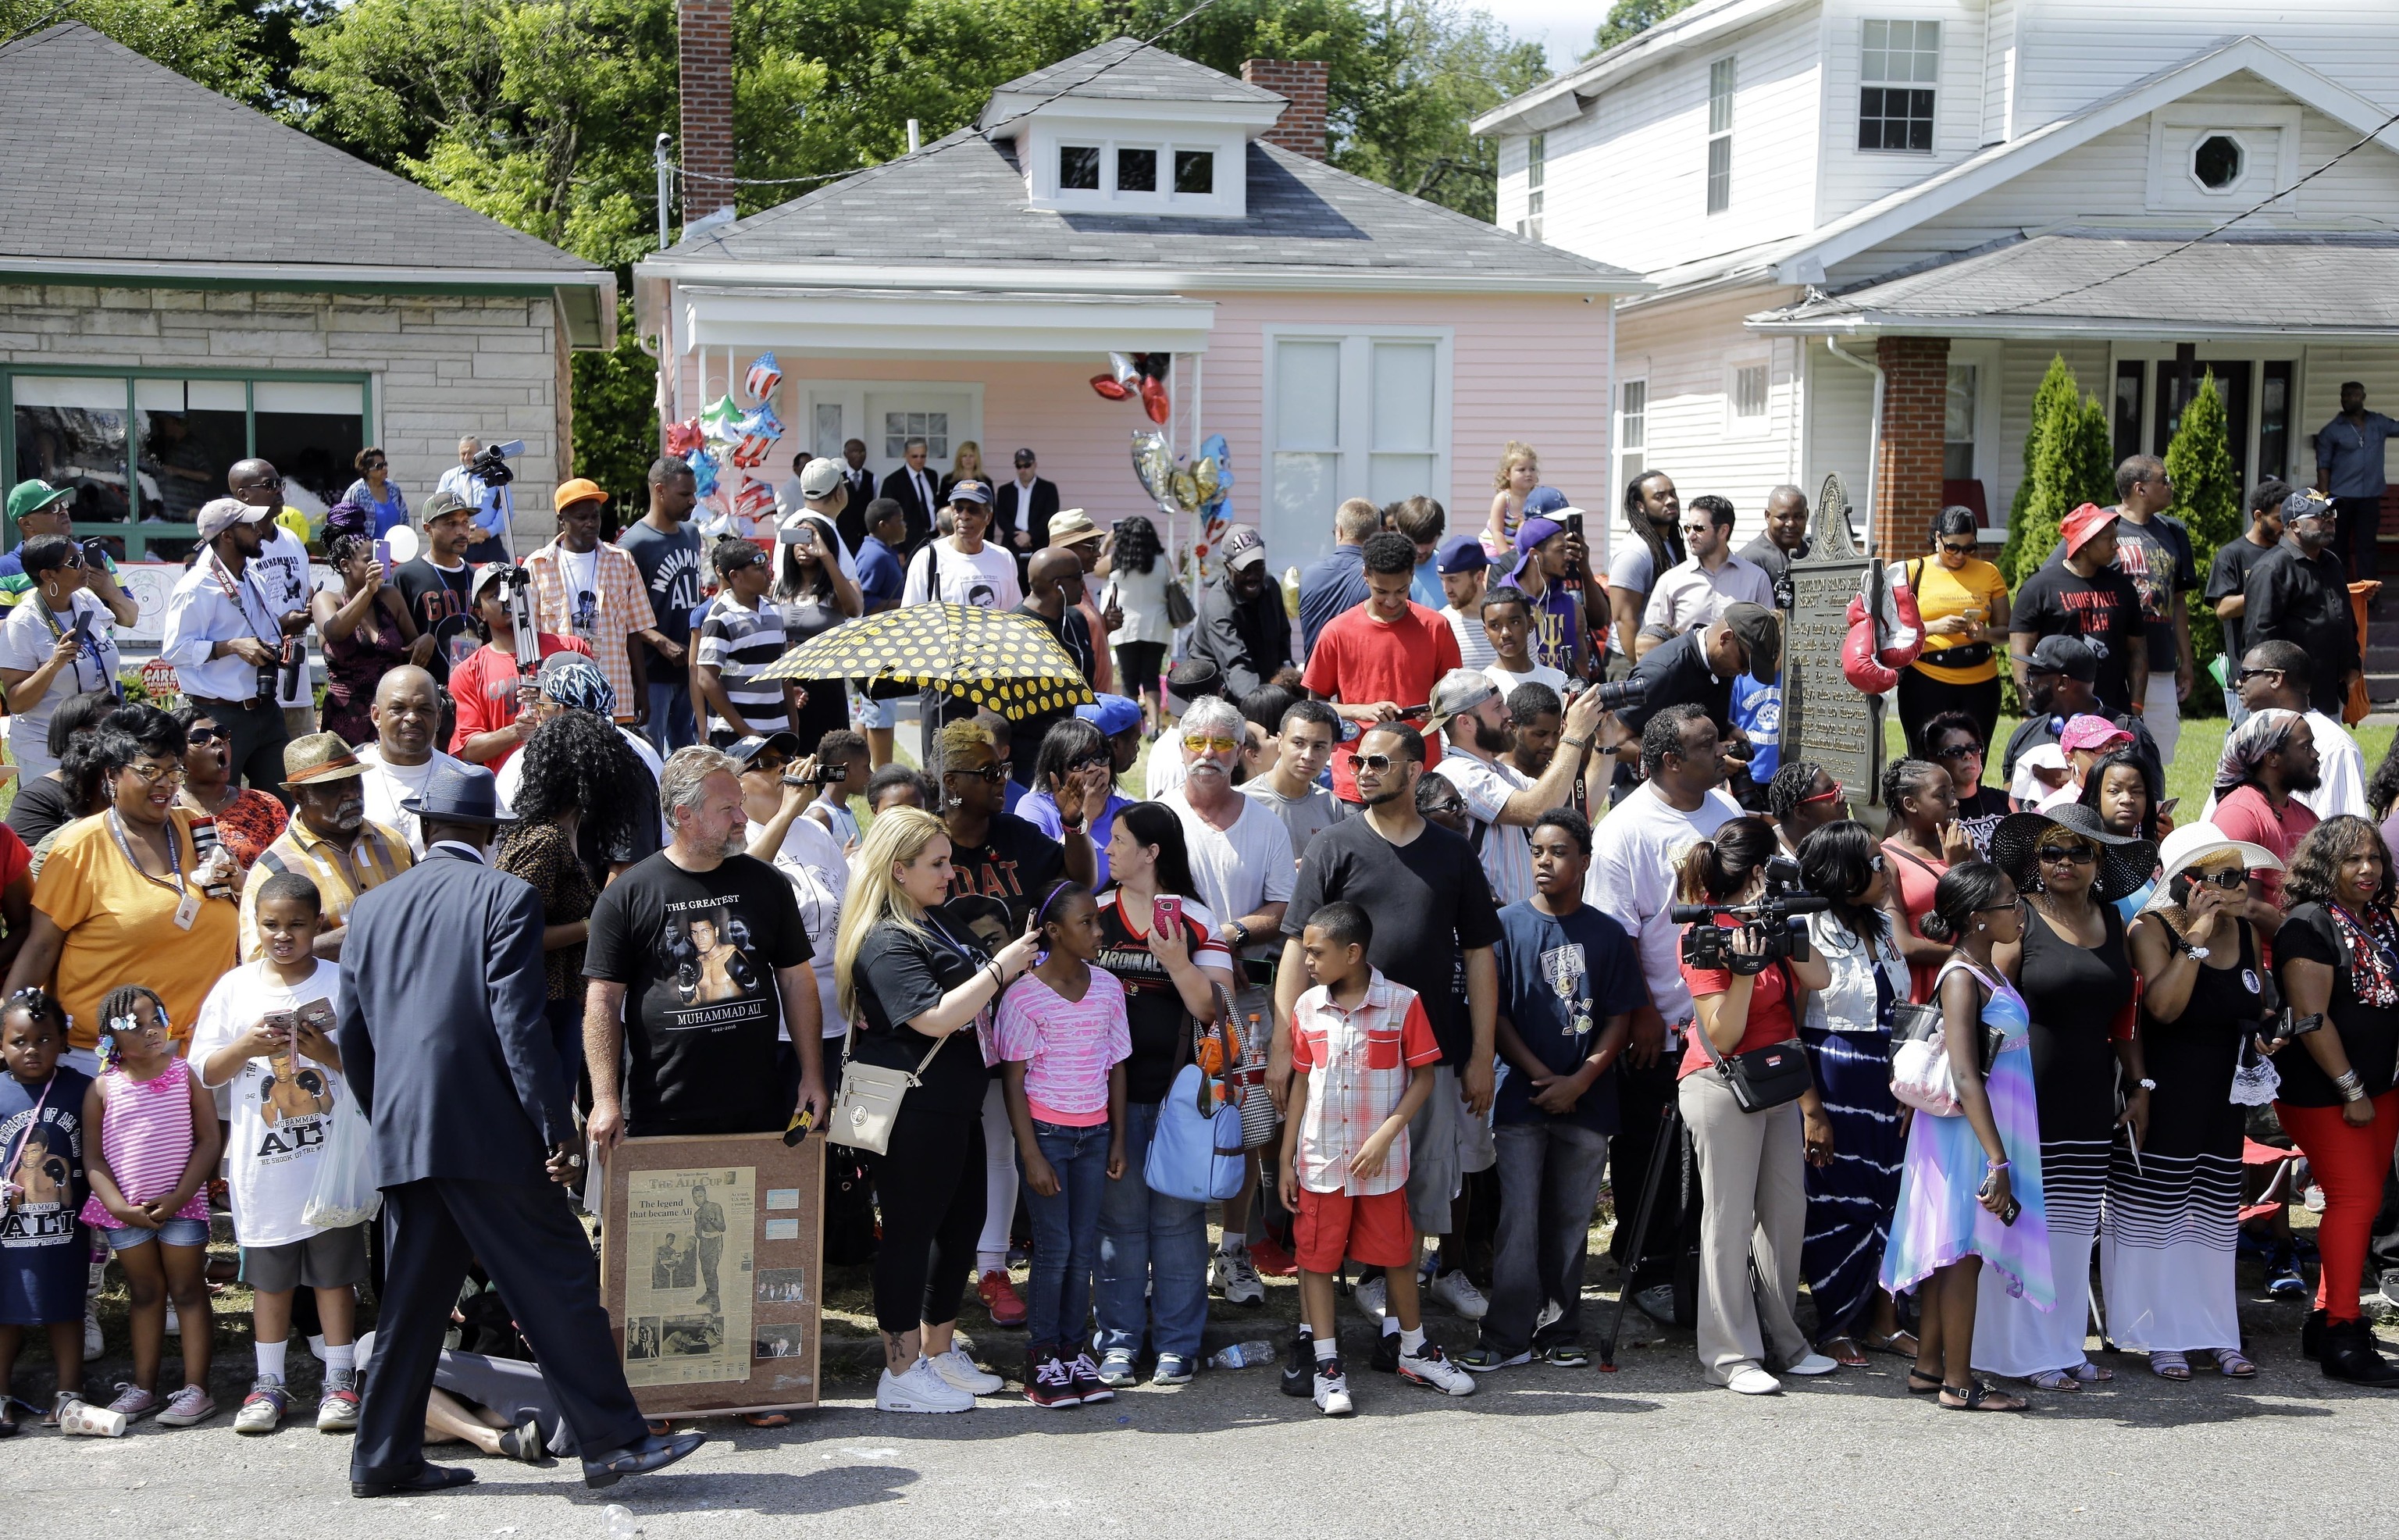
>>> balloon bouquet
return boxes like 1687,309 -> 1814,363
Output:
1132,429 -> 1235,575
664,351 -> 787,540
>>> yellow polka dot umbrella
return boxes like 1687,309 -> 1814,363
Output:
757,602 -> 1096,722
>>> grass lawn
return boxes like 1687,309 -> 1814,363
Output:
1883,715 -> 2395,818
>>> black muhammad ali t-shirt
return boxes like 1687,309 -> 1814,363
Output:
943,813 -> 1066,933
2009,552 -> 2145,712
585,850 -> 811,1135
391,558 -> 475,684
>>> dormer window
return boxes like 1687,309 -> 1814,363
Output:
1175,151 -> 1214,194
1118,148 -> 1158,191
1060,145 -> 1101,189
1027,123 -> 1244,216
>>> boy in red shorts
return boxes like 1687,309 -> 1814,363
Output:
1278,901 -> 1478,1414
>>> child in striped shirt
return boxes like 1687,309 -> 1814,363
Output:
994,879 -> 1130,1409
79,984 -> 221,1428
697,537 -> 796,743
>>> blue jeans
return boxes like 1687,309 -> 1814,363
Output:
98,1215 -> 211,1251
1022,1119 -> 1112,1348
645,678 -> 697,754
1481,1120 -> 1611,1356
1093,1100 -> 1209,1361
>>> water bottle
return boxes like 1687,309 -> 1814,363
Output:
604,1505 -> 643,1539
1210,1340 -> 1274,1370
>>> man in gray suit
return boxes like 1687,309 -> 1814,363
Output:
338,761 -> 703,1497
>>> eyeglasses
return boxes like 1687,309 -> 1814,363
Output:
1933,743 -> 1981,761
1973,897 -> 2029,915
945,764 -> 1007,784
2034,843 -> 2097,865
124,761 -> 186,785
1183,734 -> 1239,754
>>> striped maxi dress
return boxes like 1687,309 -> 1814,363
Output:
1795,914 -> 1912,1337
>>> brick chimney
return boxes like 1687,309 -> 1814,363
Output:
678,0 -> 735,221
1242,59 -> 1328,160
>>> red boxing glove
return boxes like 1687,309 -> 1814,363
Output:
1841,595 -> 1899,693
1882,576 -> 1926,668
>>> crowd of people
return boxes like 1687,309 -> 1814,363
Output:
2,409 -> 2398,1482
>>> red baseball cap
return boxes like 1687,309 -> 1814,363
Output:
2060,501 -> 2118,556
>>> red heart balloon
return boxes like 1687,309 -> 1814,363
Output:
1139,375 -> 1170,424
1089,373 -> 1132,401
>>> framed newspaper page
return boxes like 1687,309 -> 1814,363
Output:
600,1132 -> 823,1418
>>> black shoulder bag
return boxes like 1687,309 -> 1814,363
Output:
1694,959 -> 1814,1113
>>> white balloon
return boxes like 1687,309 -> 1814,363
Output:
383,525 -> 420,565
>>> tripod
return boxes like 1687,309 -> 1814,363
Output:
1599,1101 -> 1685,1371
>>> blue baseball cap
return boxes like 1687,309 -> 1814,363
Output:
1435,534 -> 1488,575
1075,693 -> 1142,737
1523,486 -> 1570,519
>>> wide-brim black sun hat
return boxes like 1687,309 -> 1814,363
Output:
1987,804 -> 2157,904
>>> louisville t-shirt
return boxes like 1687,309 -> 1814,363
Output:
1301,600 -> 1461,802
1492,901 -> 1644,1133
1093,889 -> 1231,1104
943,812 -> 1068,933
187,959 -> 344,1247
2010,553 -> 2145,712
2109,512 -> 2196,673
583,850 -> 812,1136
1282,814 -> 1502,1065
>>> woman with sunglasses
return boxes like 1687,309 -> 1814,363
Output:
313,533 -> 425,748
1921,710 -> 2008,856
2110,829 -> 2275,1382
170,706 -> 285,874
1981,806 -> 2154,1392
1018,719 -> 1132,887
1763,761 -> 1842,859
2270,815 -> 2399,1385
1879,758 -> 1977,1001
1792,820 -> 1916,1364
1892,508 -> 2009,755
340,446 -> 408,537
0,537 -> 122,784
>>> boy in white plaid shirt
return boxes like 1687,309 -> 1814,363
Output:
1278,901 -> 1477,1413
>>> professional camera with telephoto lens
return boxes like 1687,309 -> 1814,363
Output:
465,438 -> 522,489
1671,854 -> 1830,974
1559,675 -> 1647,713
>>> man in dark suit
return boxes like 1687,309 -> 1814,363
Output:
338,762 -> 702,1498
836,439 -> 876,553
877,437 -> 939,554
994,446 -> 1060,557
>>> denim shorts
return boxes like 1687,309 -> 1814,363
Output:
98,1216 -> 210,1252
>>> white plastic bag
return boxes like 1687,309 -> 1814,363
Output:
301,1083 -> 382,1230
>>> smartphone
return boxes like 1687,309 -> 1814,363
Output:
1153,895 -> 1182,936
373,539 -> 392,572
2158,797 -> 2182,818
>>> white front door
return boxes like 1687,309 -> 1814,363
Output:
797,384 -> 984,482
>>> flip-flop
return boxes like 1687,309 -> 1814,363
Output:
2070,1360 -> 2114,1383
2026,1369 -> 2083,1392
740,1410 -> 793,1428
1861,1329 -> 1920,1358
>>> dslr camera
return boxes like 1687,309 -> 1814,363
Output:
1672,854 -> 1830,974
1560,675 -> 1648,714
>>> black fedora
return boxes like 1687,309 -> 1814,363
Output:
1987,804 -> 2155,904
399,760 -> 518,827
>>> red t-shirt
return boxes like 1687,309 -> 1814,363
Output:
0,822 -> 29,891
1677,920 -> 1800,1080
447,633 -> 593,765
1301,600 -> 1461,803
2210,782 -> 2317,914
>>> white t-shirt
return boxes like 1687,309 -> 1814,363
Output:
1487,661 -> 1568,700
1145,746 -> 1188,802
1161,787 -> 1296,943
1442,604 -> 1498,672
495,722 -> 665,844
1108,563 -> 1174,647
1433,752 -> 1536,907
1585,781 -> 1741,1027
255,524 -> 317,709
188,960 -> 345,1247
901,539 -> 1022,611
749,815 -> 847,1038
355,744 -> 476,856
0,590 -> 121,780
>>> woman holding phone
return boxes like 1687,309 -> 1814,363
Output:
0,536 -> 125,782
771,509 -> 861,752
313,533 -> 424,747
1088,801 -> 1234,1388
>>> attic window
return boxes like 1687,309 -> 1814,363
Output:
1059,145 -> 1101,190
1175,150 -> 1214,194
2192,134 -> 2243,191
1118,148 -> 1158,191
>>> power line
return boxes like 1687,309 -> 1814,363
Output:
1987,106 -> 2399,316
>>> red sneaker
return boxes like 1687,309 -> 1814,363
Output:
1250,1235 -> 1299,1278
978,1268 -> 1028,1327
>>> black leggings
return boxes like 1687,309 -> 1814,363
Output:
1895,668 -> 2001,758
868,1095 -> 987,1335
1115,642 -> 1167,700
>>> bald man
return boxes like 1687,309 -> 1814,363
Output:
228,457 -> 319,739
1738,483 -> 1810,605
1009,547 -> 1099,787
356,665 -> 477,854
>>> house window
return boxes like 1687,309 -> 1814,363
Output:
1174,150 -> 1214,194
1059,145 -> 1101,190
1706,59 -> 1734,214
2192,133 -> 2243,191
1731,363 -> 1769,427
1944,364 -> 1977,480
2260,360 -> 2295,482
9,370 -> 368,559
1617,378 -> 1646,484
883,411 -> 949,462
813,403 -> 843,460
1518,131 -> 1546,242
1858,20 -> 1939,152
1117,148 -> 1158,193
2114,362 -> 2146,465
1267,331 -> 1449,565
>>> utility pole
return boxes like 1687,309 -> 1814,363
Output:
655,134 -> 675,250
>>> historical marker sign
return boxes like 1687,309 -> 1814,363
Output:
1781,472 -> 1884,804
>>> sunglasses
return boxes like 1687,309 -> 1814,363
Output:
2190,868 -> 2248,890
1068,754 -> 1113,775
946,764 -> 1007,784
187,725 -> 222,745
746,754 -> 788,775
1933,743 -> 1981,761
1183,734 -> 1239,754
1798,781 -> 1845,805
2035,843 -> 2097,865
364,458 -> 387,470
1938,541 -> 1977,556
1356,753 -> 1408,775
125,761 -> 186,785
2233,666 -> 2284,683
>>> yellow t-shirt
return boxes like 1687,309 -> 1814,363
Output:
1902,556 -> 2008,685
34,808 -> 241,1049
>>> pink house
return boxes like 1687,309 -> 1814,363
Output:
634,33 -> 1646,579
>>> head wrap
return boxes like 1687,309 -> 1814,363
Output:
2215,708 -> 2304,793
537,653 -> 617,720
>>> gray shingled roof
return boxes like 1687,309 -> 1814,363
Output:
653,129 -> 1636,287
0,23 -> 600,276
1748,230 -> 2399,337
989,37 -> 1285,107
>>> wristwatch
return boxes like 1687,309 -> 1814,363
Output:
1227,920 -> 1250,948
2137,1078 -> 2157,1092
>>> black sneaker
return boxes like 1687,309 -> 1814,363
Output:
2322,1318 -> 2399,1387
1281,1328 -> 1315,1397
1370,1327 -> 1400,1374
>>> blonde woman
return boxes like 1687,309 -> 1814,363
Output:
1482,440 -> 1540,556
939,442 -> 986,504
834,807 -> 1041,1415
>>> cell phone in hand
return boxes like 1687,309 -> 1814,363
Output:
2158,797 -> 2181,818
1153,895 -> 1182,935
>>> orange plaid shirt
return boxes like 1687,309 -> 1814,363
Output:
522,538 -> 649,722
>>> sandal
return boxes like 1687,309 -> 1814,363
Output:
2211,1347 -> 2258,1379
2026,1369 -> 2083,1392
1941,1379 -> 2028,1411
2069,1360 -> 2114,1383
1862,1329 -> 1921,1358
2149,1351 -> 2191,1381
1905,1367 -> 1944,1395
740,1410 -> 793,1428
1820,1335 -> 1871,1368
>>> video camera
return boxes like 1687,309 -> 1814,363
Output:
465,438 -> 524,489
1671,854 -> 1830,974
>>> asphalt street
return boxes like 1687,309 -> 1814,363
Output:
10,1321 -> 2398,1540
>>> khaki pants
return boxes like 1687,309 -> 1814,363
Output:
1677,1068 -> 1809,1384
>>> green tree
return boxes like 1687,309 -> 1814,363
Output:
1998,355 -> 2079,584
2,0 -> 274,98
1587,0 -> 1695,55
571,300 -> 662,517
2164,371 -> 2240,697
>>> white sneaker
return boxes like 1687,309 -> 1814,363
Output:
929,1346 -> 1003,1396
1212,1249 -> 1265,1306
1312,1361 -> 1354,1417
1783,1353 -> 1840,1378
1726,1366 -> 1782,1396
1353,1273 -> 1388,1323
877,1357 -> 975,1413
1397,1341 -> 1478,1396
1431,1270 -> 1489,1321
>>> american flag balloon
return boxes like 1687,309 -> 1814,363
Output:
743,352 -> 783,401
734,476 -> 776,522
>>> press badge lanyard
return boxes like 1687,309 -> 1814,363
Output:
34,601 -> 103,695
106,810 -> 200,930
